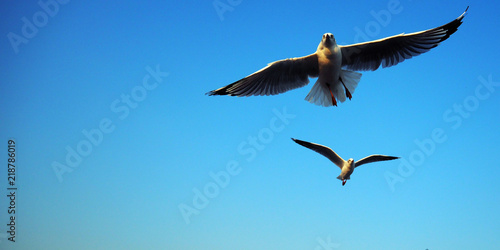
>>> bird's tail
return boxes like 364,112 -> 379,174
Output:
305,70 -> 362,107
340,70 -> 362,99
305,80 -> 334,107
336,175 -> 350,180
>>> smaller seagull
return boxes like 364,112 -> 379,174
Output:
291,138 -> 399,186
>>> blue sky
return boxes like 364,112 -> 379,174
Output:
1,0 -> 499,249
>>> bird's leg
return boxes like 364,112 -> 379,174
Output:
327,84 -> 337,106
342,179 -> 346,186
339,77 -> 352,100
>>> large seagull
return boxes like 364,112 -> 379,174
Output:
207,7 -> 468,107
292,138 -> 399,186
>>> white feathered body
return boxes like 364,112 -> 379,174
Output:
306,34 -> 362,107
337,159 -> 355,181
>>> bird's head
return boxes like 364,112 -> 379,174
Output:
347,158 -> 355,167
322,33 -> 336,47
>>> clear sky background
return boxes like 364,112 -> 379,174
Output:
1,0 -> 499,249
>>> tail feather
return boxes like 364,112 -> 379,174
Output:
336,175 -> 350,180
340,70 -> 362,96
332,81 -> 346,103
305,80 -> 333,107
305,70 -> 362,107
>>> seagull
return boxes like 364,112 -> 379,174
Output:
207,7 -> 468,107
291,138 -> 399,186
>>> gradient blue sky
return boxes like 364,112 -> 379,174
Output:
1,1 -> 499,249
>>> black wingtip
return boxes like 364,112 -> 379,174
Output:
206,81 -> 239,96
206,88 -> 230,96
458,6 -> 469,20
205,90 -> 216,96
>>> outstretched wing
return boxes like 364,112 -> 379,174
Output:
291,138 -> 344,169
207,53 -> 319,96
340,7 -> 468,71
355,155 -> 399,168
